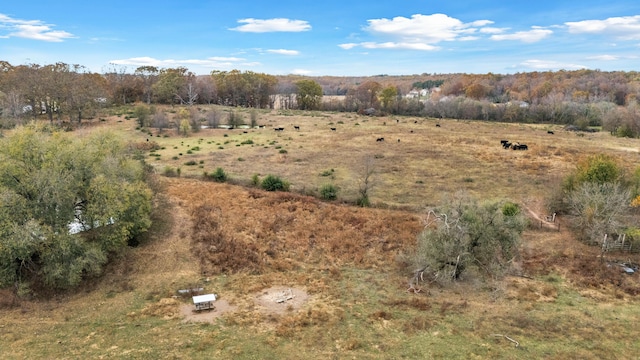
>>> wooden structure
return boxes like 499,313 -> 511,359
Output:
192,293 -> 216,311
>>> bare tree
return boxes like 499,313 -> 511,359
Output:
568,182 -> 631,244
152,111 -> 169,132
356,155 -> 376,207
176,82 -> 198,106
205,109 -> 222,129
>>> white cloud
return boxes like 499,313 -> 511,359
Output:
360,41 -> 439,50
565,15 -> 640,40
338,43 -> 358,50
0,13 -> 74,42
266,49 -> 300,56
520,59 -> 587,70
480,27 -> 506,34
490,27 -> 552,43
110,56 -> 256,69
341,13 -> 500,51
586,54 -> 618,61
230,18 -> 311,33
365,13 -> 494,43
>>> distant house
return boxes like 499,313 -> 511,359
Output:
405,88 -> 429,99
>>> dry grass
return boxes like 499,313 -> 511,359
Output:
2,106 -> 640,359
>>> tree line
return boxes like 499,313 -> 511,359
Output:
1,60 -> 639,136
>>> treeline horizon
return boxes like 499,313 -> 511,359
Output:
0,60 -> 639,137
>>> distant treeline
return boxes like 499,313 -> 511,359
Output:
0,61 -> 638,136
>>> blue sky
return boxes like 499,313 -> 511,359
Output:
1,1 -> 639,76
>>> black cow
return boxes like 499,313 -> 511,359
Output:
294,125 -> 300,131
274,127 -> 284,132
376,137 -> 385,142
547,130 -> 554,134
512,143 -> 528,150
435,124 -> 441,127
330,127 -> 337,131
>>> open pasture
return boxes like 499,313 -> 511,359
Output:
137,106 -> 639,208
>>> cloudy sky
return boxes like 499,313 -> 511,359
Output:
1,1 -> 639,76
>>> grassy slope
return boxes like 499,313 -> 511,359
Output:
1,106 -> 640,359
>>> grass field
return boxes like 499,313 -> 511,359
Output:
1,105 -> 640,359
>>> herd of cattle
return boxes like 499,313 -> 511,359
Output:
269,123 -> 534,151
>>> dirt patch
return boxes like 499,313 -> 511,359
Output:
177,286 -> 310,323
254,286 -> 310,315
179,298 -> 237,323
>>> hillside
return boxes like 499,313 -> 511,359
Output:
1,109 -> 640,359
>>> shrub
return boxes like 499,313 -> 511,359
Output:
163,166 -> 178,177
261,174 -> 290,191
279,149 -> 288,154
205,167 -> 227,183
320,169 -> 334,177
184,160 -> 197,166
413,194 -> 525,285
251,174 -> 260,187
320,184 -> 338,200
502,201 -> 520,216
241,139 -> 254,145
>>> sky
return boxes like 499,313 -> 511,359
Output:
1,1 -> 639,76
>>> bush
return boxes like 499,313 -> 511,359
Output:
261,174 -> 290,191
205,167 -> 228,183
251,174 -> 260,187
413,194 -> 525,285
320,184 -> 338,200
184,160 -> 198,166
163,166 -> 178,177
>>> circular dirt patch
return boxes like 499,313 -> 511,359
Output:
254,286 -> 310,315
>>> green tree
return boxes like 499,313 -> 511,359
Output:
413,194 -> 525,285
295,79 -> 323,110
565,154 -> 623,192
152,67 -> 188,104
133,104 -> 151,128
0,125 -> 152,292
379,86 -> 398,112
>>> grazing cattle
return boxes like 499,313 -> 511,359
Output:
396,119 -> 399,123
501,140 -> 512,149
376,137 -> 385,142
410,130 -> 414,133
547,130 -> 554,134
274,127 -> 284,132
243,131 -> 248,134
414,120 -> 418,124
330,127 -> 337,131
294,125 -> 300,131
511,143 -> 528,150
435,124 -> 441,127
397,139 -> 401,143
